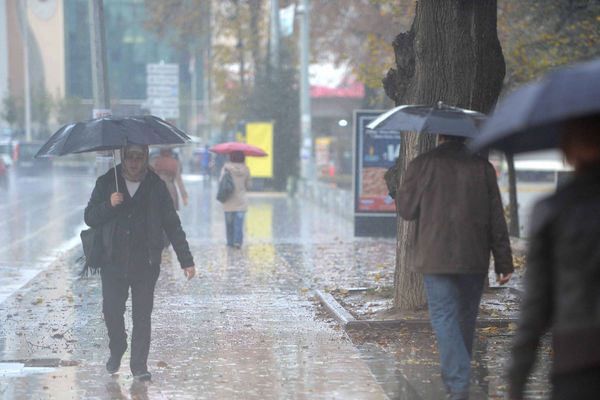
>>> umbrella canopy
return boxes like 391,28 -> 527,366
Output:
35,115 -> 190,158
470,58 -> 600,154
209,142 -> 267,157
367,102 -> 485,138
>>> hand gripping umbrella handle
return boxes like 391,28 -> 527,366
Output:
112,149 -> 119,192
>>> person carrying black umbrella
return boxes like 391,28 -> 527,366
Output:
84,144 -> 196,381
507,115 -> 600,400
396,134 -> 514,400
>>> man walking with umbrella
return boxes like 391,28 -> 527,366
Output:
370,103 -> 514,398
395,133 -> 513,399
84,144 -> 196,380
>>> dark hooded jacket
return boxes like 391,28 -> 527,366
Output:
84,165 -> 194,272
507,166 -> 600,398
396,141 -> 513,275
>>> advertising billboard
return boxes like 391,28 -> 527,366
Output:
246,122 -> 274,178
353,110 -> 400,237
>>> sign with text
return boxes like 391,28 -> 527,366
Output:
146,63 -> 179,120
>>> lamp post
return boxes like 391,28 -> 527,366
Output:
89,0 -> 112,175
297,0 -> 312,180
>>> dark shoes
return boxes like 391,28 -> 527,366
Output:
106,355 -> 122,374
133,370 -> 152,381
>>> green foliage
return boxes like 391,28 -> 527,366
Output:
31,85 -> 53,127
311,0 -> 415,107
1,95 -> 23,129
498,0 -> 600,90
55,96 -> 88,126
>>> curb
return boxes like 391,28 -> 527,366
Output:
316,289 -> 518,330
315,290 -> 355,327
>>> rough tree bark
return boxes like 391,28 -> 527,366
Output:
382,0 -> 506,310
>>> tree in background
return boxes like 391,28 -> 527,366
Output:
55,96 -> 88,126
1,95 -> 23,131
382,0 -> 505,310
146,0 -> 299,189
31,85 -> 53,139
499,0 -> 600,91
311,0 -> 414,108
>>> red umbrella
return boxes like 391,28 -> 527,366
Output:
209,142 -> 268,157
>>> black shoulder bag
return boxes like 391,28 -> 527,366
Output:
217,169 -> 235,203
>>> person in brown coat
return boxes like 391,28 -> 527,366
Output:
220,151 -> 251,248
396,135 -> 514,400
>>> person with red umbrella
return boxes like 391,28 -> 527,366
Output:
218,151 -> 251,248
210,142 -> 266,248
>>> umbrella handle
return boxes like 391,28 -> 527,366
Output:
112,149 -> 119,192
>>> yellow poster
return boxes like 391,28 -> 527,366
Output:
245,122 -> 273,178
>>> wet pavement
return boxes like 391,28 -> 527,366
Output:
0,173 -> 387,399
0,172 -> 550,399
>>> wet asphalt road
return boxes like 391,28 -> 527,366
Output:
0,172 -> 93,304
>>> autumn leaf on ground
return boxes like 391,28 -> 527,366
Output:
480,326 -> 501,335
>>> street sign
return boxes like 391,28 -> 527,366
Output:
147,85 -> 179,97
146,63 -> 179,120
147,75 -> 178,86
146,63 -> 179,75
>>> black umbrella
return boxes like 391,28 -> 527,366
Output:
35,115 -> 190,157
367,101 -> 485,138
470,58 -> 600,154
35,115 -> 190,191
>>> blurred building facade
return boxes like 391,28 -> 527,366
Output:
0,0 -> 209,136
309,62 -> 364,188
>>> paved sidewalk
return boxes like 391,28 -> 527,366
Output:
0,204 -> 388,399
1,182 -> 544,399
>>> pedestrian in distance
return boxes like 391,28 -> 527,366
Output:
84,144 -> 196,381
200,144 -> 212,179
151,147 -> 188,211
396,135 -> 514,400
219,151 -> 250,249
507,116 -> 600,400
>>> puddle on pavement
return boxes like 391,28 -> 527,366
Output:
0,362 -> 56,377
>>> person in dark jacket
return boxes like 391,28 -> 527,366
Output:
84,144 -> 196,381
507,116 -> 600,400
396,135 -> 514,400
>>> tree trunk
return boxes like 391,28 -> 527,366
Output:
383,0 -> 505,310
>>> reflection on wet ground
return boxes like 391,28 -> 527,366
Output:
0,173 -> 550,399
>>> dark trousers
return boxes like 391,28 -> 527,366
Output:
101,266 -> 159,373
552,366 -> 600,400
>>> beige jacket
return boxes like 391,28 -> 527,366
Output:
220,162 -> 251,212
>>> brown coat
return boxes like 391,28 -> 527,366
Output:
396,141 -> 513,275
220,162 -> 251,212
